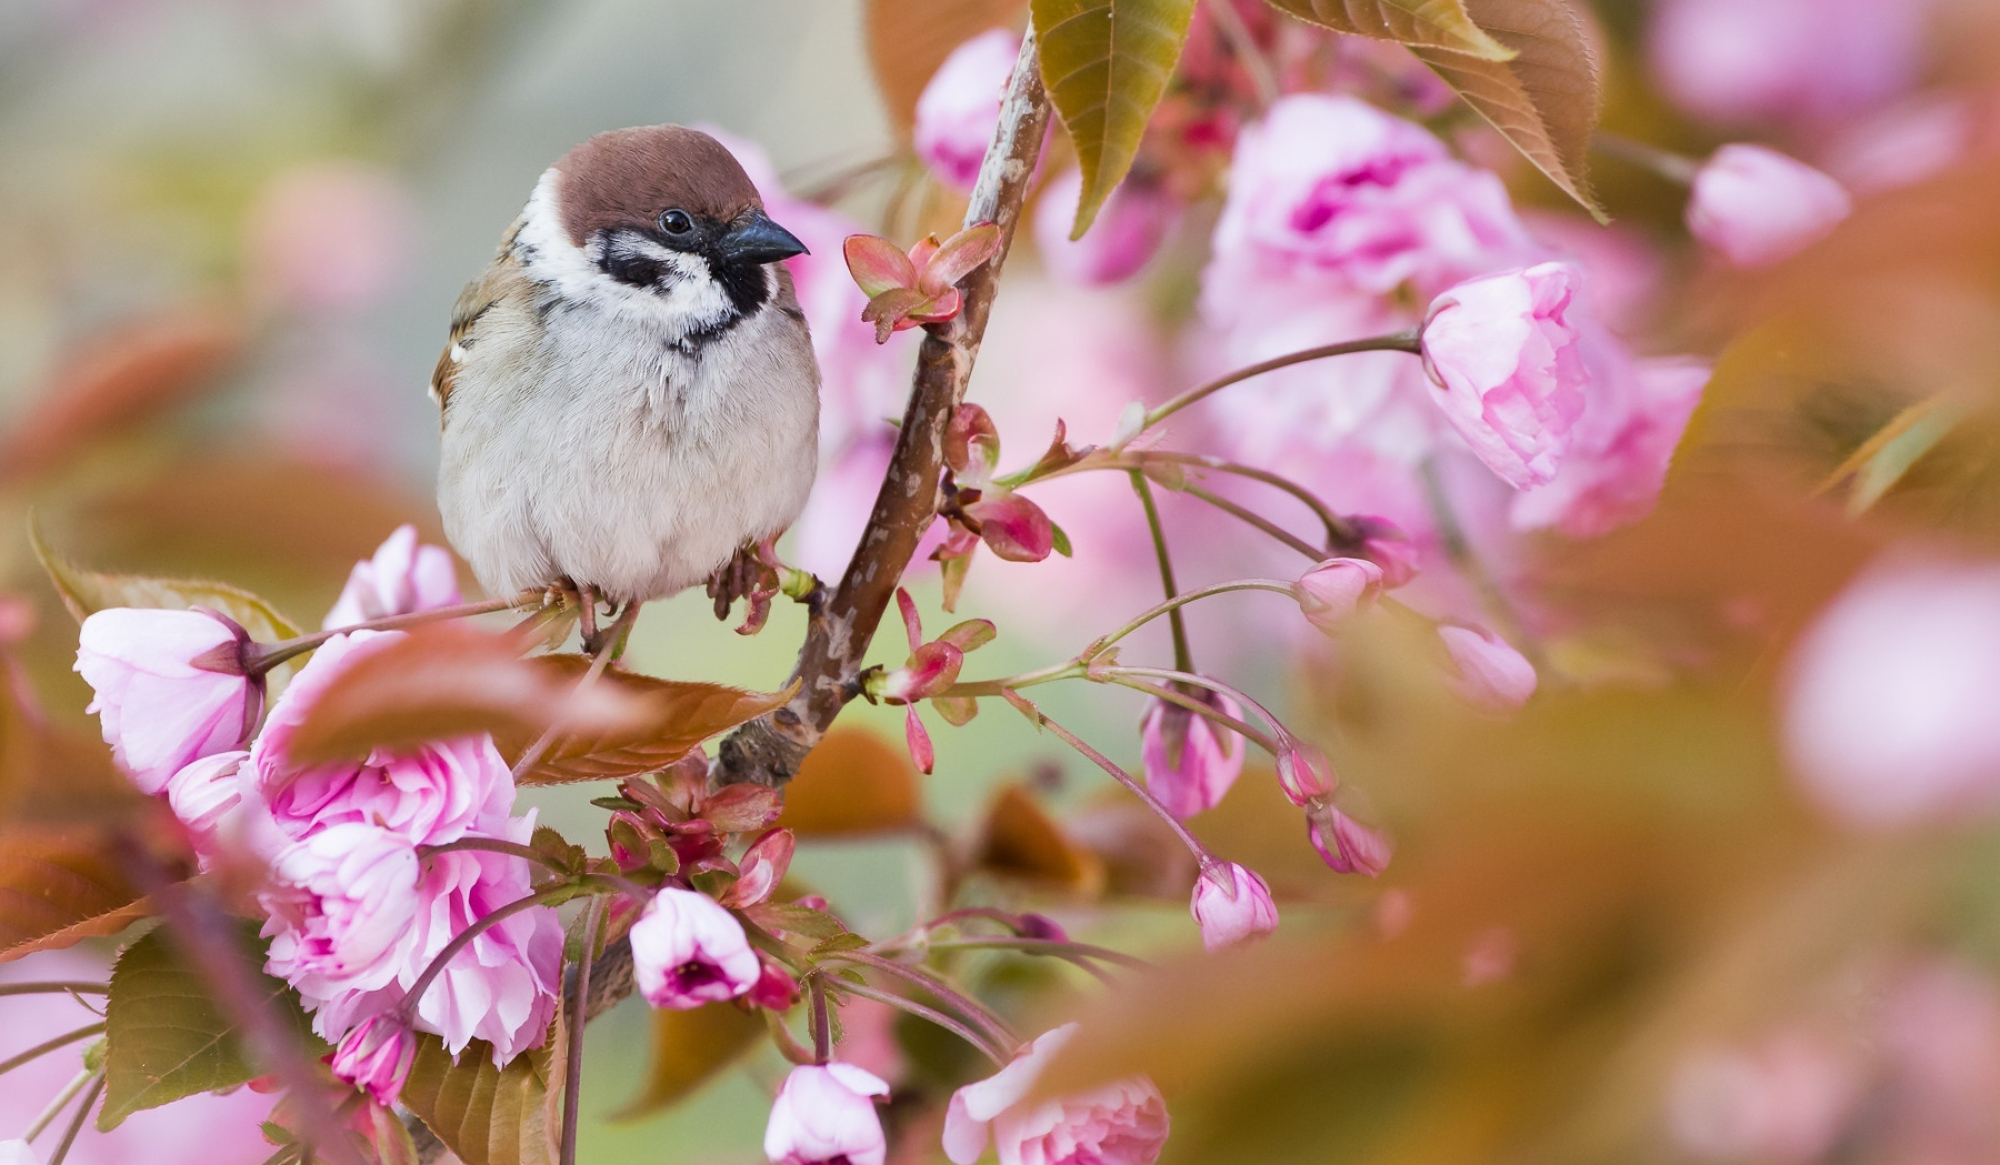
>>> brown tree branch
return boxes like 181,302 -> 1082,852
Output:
410,30 -> 1051,1165
715,28 -> 1052,788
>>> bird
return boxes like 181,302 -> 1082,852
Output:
431,125 -> 821,650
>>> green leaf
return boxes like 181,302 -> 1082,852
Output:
29,516 -> 302,641
1816,395 -> 1964,516
1405,0 -> 1603,219
1032,0 -> 1198,236
100,925 -> 320,1129
1261,0 -> 1511,57
0,829 -> 151,964
401,1029 -> 560,1165
612,1003 -> 766,1120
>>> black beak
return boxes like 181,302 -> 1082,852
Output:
720,210 -> 809,265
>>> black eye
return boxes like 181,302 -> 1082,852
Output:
659,209 -> 693,235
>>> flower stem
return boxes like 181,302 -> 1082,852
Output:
419,837 -> 562,871
45,1074 -> 103,1165
836,979 -> 1008,1065
1145,331 -> 1422,430
922,936 -> 1150,970
818,950 -> 1015,1051
398,886 -> 565,1022
247,596 -> 525,673
1099,674 -> 1280,754
25,1068 -> 98,1142
0,982 -> 108,998
1182,482 -> 1324,558
1111,454 -> 1359,545
809,976 -> 832,1063
559,897 -> 603,1165
1097,665 -> 1297,760
1004,693 -> 1217,868
0,1023 -> 105,1080
1593,131 -> 1701,185
1084,579 -> 1300,661
1128,470 -> 1194,676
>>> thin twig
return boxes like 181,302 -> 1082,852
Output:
1129,471 -> 1194,676
1181,481 -> 1324,558
835,980 -> 1008,1065
1144,331 -> 1422,430
1005,694 -> 1216,867
0,1024 -> 104,1080
559,898 -> 604,1165
25,1068 -> 99,1142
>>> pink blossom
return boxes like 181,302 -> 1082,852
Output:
1204,94 -> 1534,303
631,887 -> 761,1009
1437,624 -> 1538,714
1345,516 -> 1421,588
1190,862 -> 1278,951
942,1023 -> 1169,1165
1033,166 -> 1180,285
75,607 -> 260,795
330,1013 -> 416,1106
1667,1029 -> 1863,1162
163,750 -> 248,869
1296,557 -> 1384,632
397,838 -> 562,1061
1782,558 -> 2000,827
915,29 -> 1019,193
1275,739 -> 1333,807
1421,262 -> 1589,489
1512,338 -> 1711,538
1648,0 -> 1936,127
1306,800 -> 1394,876
322,525 -> 461,631
764,1062 -> 892,1165
248,631 -> 514,847
244,160 -> 414,313
1139,693 -> 1246,819
261,823 -> 423,1011
1688,145 -> 1853,268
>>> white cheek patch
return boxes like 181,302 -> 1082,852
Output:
511,169 -> 737,339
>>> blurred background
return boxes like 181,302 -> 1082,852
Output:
5,0 -> 2000,1163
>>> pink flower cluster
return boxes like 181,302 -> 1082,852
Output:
73,527 -> 562,1104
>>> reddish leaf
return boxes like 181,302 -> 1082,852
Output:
965,492 -> 1057,561
700,785 -> 785,834
861,287 -> 936,343
776,728 -> 924,837
945,403 -> 1003,481
282,626 -> 647,765
843,234 -> 919,298
503,659 -> 797,786
721,829 -> 794,908
938,619 -> 997,653
0,305 -> 247,489
905,706 -> 936,774
0,830 -> 153,963
918,223 -> 1004,294
865,0 -> 1031,133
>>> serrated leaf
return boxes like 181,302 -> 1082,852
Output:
401,1029 -> 559,1165
0,830 -> 152,963
1262,0 -> 1510,57
30,517 -> 301,642
612,1003 -> 766,1120
1033,0 -> 1199,236
776,727 -> 923,837
281,626 -> 648,765
744,903 -> 852,940
100,925 -> 319,1128
811,932 -> 873,955
502,660 -> 796,786
1407,0 -> 1603,219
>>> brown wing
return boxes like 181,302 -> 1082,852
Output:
431,219 -> 527,417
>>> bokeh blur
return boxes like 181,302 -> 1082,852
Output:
6,0 -> 2000,1163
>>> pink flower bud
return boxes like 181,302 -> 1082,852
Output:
1306,801 -> 1393,877
630,888 -> 760,1010
322,525 -> 461,631
330,1014 -> 416,1106
1190,862 -> 1279,952
1346,516 -> 1420,588
764,1062 -> 892,1165
1687,144 -> 1853,268
1274,739 -> 1333,807
943,1023 -> 1169,1165
1138,695 -> 1245,819
75,607 -> 261,795
962,491 -> 1056,562
1422,263 -> 1589,489
1033,167 -> 1180,286
880,641 -> 965,704
1437,624 -> 1538,714
164,750 -> 248,870
914,30 -> 1019,193
1296,558 -> 1385,633
748,958 -> 802,1011
729,829 -> 795,908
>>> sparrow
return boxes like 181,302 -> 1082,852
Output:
432,124 -> 820,644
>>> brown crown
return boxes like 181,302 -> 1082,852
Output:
552,125 -> 764,247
